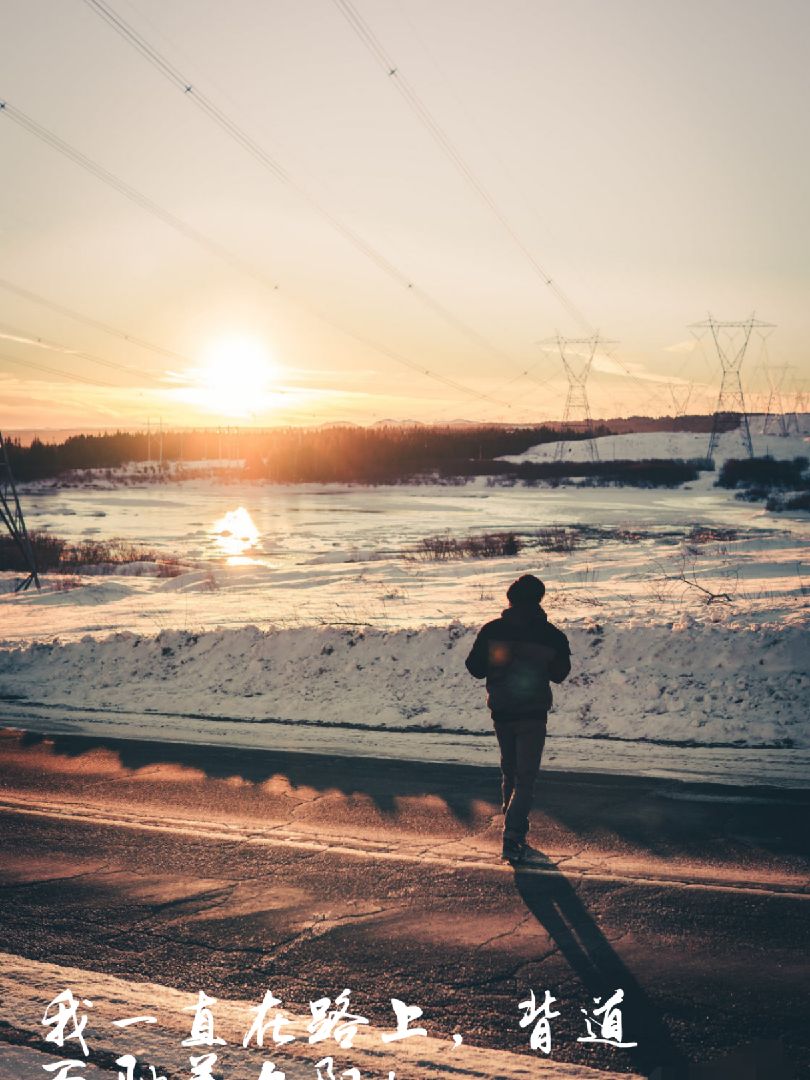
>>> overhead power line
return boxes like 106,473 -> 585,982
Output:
5,4 -> 669,420
0,99 -> 279,289
0,98 -> 518,411
80,0 -> 549,386
599,344 -> 673,414
331,0 -> 593,334
0,350 -> 113,387
89,0 -> 677,418
0,276 -> 189,367
0,322 -> 164,385
332,0 -> 680,417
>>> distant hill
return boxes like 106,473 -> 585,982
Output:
372,419 -> 425,428
9,413 -> 807,448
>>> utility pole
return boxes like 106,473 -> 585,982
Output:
0,431 -> 40,591
546,333 -> 614,462
690,314 -> 773,463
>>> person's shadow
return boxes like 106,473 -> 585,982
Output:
513,846 -> 688,1078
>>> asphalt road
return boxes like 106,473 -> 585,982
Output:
0,728 -> 808,1078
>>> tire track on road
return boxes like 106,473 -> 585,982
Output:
1,795 -> 807,900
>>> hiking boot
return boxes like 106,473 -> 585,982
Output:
501,837 -> 526,863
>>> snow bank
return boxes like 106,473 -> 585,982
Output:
1,620 -> 807,750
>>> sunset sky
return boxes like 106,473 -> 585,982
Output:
1,0 -> 808,430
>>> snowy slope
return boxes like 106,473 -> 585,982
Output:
501,423 -> 810,468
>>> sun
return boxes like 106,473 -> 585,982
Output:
191,337 -> 281,417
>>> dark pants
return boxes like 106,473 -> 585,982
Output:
493,714 -> 547,842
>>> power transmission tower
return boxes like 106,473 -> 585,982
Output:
548,333 -> 613,462
690,315 -> 773,462
668,381 -> 694,418
762,364 -> 790,437
784,381 -> 806,436
0,431 -> 40,591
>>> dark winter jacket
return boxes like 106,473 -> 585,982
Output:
465,605 -> 571,721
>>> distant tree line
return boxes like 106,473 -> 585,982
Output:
5,424 -> 605,483
717,455 -> 809,491
5,416 -> 730,486
6,431 -> 145,480
242,424 -> 614,483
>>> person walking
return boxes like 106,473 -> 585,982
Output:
465,574 -> 571,862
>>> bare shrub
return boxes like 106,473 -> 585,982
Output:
649,549 -> 740,606
412,532 -> 522,560
532,527 -> 579,553
686,525 -> 738,544
613,527 -> 645,543
0,531 -> 185,576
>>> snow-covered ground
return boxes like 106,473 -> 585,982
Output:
501,418 -> 810,467
1,428 -> 808,777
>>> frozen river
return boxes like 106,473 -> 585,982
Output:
19,475 -> 804,569
18,426 -> 810,569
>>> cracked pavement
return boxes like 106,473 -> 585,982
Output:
0,728 -> 809,1078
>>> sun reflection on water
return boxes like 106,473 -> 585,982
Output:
213,506 -> 260,564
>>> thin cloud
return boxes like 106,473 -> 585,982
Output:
0,330 -> 80,354
664,339 -> 698,353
